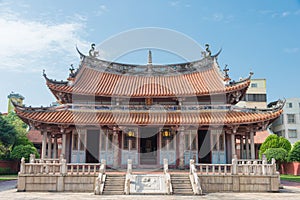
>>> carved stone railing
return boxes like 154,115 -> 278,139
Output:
196,163 -> 233,175
19,154 -> 103,176
163,158 -> 173,195
67,163 -> 101,175
189,160 -> 202,195
94,159 -> 106,195
236,158 -> 276,176
125,159 -> 132,195
194,155 -> 277,176
237,159 -> 263,165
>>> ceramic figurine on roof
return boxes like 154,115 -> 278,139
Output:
14,44 -> 283,168
88,43 -> 99,57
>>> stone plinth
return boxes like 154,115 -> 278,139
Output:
130,174 -> 167,194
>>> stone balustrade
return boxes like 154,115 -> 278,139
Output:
193,156 -> 276,176
163,159 -> 172,195
196,164 -> 233,175
189,159 -> 203,195
20,154 -> 104,176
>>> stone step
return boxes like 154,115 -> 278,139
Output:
172,189 -> 193,194
172,179 -> 190,182
103,188 -> 124,191
102,191 -> 124,195
103,175 -> 125,195
172,184 -> 192,188
171,177 -> 190,180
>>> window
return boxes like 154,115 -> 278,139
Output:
287,114 -> 296,124
251,83 -> 258,88
123,134 -> 137,150
72,133 -> 78,150
184,131 -> 197,151
245,94 -> 267,102
288,129 -> 297,138
79,133 -> 85,151
287,102 -> 293,108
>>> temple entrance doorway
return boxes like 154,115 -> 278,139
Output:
139,127 -> 158,165
86,130 -> 99,163
198,130 -> 211,163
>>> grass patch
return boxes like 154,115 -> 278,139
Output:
280,174 -> 300,183
0,174 -> 18,182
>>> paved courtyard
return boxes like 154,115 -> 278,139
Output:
0,185 -> 300,200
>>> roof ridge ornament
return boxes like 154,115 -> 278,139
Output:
89,43 -> 99,57
148,50 -> 152,65
69,64 -> 75,78
223,64 -> 231,82
146,50 -> 153,72
205,44 -> 212,57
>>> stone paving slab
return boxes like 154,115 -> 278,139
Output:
0,187 -> 300,200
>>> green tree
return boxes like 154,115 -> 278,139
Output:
10,144 -> 39,162
259,134 -> 291,158
0,112 -> 35,160
278,136 -> 292,153
0,114 -> 17,159
0,114 -> 17,147
264,148 -> 288,170
288,141 -> 300,162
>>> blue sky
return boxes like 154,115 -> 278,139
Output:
0,0 -> 300,112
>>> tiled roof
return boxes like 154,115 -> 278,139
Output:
254,130 -> 270,144
27,129 -> 62,143
16,108 -> 282,126
46,58 -> 251,98
27,129 -> 42,144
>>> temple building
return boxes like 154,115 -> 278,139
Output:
14,45 -> 284,169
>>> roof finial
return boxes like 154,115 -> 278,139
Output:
89,43 -> 99,57
148,50 -> 152,65
205,44 -> 211,57
223,64 -> 231,82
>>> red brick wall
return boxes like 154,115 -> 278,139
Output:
280,162 -> 300,175
0,160 -> 19,173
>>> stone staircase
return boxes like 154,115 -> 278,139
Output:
102,174 -> 125,195
171,174 -> 194,195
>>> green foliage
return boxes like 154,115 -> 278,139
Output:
278,136 -> 292,152
0,112 -> 33,160
0,142 -> 10,160
288,141 -> 300,162
259,134 -> 291,158
264,148 -> 288,163
10,145 -> 39,161
0,114 -> 17,148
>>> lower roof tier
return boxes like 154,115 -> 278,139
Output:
15,105 -> 282,127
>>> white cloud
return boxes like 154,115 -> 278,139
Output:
259,9 -> 298,18
202,13 -> 234,23
281,11 -> 290,17
169,1 -> 180,7
0,12 -> 88,73
283,48 -> 299,54
96,4 -> 109,16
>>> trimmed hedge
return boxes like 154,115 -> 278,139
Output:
259,134 -> 291,158
288,141 -> 300,162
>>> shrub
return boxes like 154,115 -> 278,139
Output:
264,148 -> 288,170
288,141 -> 300,162
259,134 -> 291,158
278,136 -> 292,153
264,148 -> 288,162
10,145 -> 39,162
